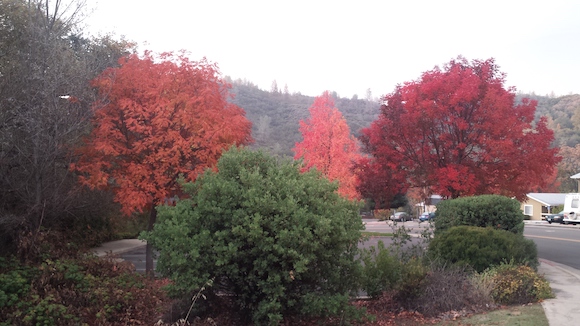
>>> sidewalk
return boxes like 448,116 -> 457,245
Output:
92,239 -> 580,325
539,258 -> 580,326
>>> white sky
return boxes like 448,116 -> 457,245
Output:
83,0 -> 580,99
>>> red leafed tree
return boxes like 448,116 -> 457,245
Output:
355,156 -> 408,210
293,92 -> 361,200
359,57 -> 560,201
73,51 -> 252,274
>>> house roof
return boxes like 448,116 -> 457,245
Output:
526,193 -> 566,206
571,173 -> 580,179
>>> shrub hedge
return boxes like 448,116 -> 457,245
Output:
428,226 -> 538,273
434,194 -> 525,235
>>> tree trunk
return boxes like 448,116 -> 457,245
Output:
145,204 -> 157,278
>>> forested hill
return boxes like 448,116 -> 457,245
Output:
518,93 -> 580,148
228,79 -> 380,157
227,79 -> 580,157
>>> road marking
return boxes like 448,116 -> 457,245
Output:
526,234 -> 580,243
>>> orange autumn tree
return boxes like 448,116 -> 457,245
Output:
293,92 -> 361,200
73,51 -> 252,274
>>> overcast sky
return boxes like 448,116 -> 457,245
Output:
84,0 -> 580,99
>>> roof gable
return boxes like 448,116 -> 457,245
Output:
526,193 -> 566,206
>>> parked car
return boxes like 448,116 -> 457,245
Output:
390,212 -> 410,222
546,212 -> 564,224
419,212 -> 436,222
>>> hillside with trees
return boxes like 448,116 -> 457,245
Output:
516,93 -> 580,192
227,78 -> 379,157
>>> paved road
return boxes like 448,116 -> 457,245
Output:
365,219 -> 580,270
524,223 -> 580,269
120,245 -> 151,273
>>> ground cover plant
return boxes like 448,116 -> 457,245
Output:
0,231 -> 170,326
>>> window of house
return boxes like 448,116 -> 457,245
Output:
524,205 -> 533,216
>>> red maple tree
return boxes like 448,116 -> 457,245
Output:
293,92 -> 361,200
359,57 -> 560,200
72,52 -> 252,274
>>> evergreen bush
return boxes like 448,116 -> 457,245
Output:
143,148 -> 365,325
428,226 -> 538,273
434,194 -> 525,235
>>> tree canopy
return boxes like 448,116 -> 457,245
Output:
73,52 -> 253,216
359,57 -> 560,200
294,92 -> 361,199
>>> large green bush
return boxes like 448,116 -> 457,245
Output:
434,195 -> 525,234
143,148 -> 365,325
428,226 -> 538,273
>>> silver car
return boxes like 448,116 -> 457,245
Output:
390,212 -> 410,222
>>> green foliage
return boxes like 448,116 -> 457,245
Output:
395,257 -> 428,302
143,147 -> 365,325
0,258 -> 32,309
434,195 -> 525,235
484,262 -> 553,305
428,226 -> 538,273
0,241 -> 168,326
359,239 -> 429,303
359,241 -> 402,297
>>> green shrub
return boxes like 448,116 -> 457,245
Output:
0,258 -> 33,310
434,195 -> 525,235
485,262 -> 553,304
143,148 -> 365,325
395,257 -> 428,303
360,241 -> 402,297
428,226 -> 538,273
